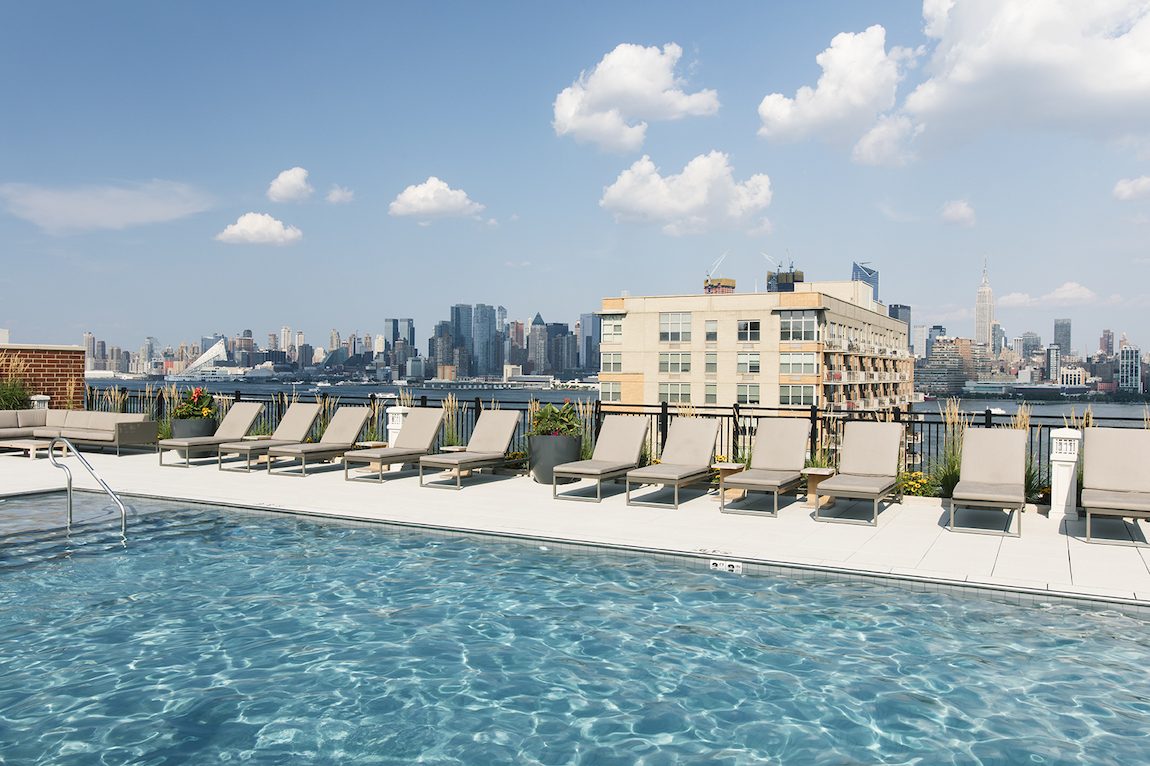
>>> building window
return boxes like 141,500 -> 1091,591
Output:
737,319 -> 761,342
705,352 -> 717,374
779,384 -> 815,406
780,310 -> 818,342
737,384 -> 760,405
705,383 -> 717,404
601,315 -> 624,342
659,312 -> 692,342
600,352 -> 622,373
658,382 -> 691,403
705,320 -> 718,342
658,352 -> 691,373
779,352 -> 817,375
600,381 -> 621,402
736,352 -> 760,374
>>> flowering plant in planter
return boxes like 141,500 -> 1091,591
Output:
172,387 -> 217,420
527,401 -> 583,437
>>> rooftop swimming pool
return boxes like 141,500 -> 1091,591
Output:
2,493 -> 1149,764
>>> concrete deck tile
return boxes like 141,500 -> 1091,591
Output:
914,528 -> 1002,577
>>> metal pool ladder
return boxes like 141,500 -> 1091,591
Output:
47,438 -> 127,537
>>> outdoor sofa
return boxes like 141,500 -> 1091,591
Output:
551,415 -> 650,502
0,408 -> 158,455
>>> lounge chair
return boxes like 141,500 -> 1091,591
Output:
216,402 -> 321,473
948,428 -> 1026,536
814,421 -> 902,525
266,406 -> 371,476
1081,427 -> 1150,542
419,410 -> 522,489
720,418 -> 812,517
551,415 -> 650,502
157,401 -> 264,468
625,418 -> 719,509
343,407 -> 445,482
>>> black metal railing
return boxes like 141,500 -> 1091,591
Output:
86,385 -> 1145,478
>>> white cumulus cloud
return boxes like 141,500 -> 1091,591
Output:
998,281 -> 1100,309
940,199 -> 976,226
852,114 -> 922,166
326,185 -> 355,204
215,212 -> 302,245
599,151 -> 772,236
758,25 -> 916,143
1114,176 -> 1150,200
388,177 -> 485,219
267,167 -> 314,202
554,42 -> 719,152
0,180 -> 211,233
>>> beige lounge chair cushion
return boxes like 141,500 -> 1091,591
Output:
215,402 -> 265,440
724,468 -> 802,491
628,463 -> 711,483
219,439 -> 299,454
270,442 -> 355,456
959,429 -> 1026,486
590,416 -> 649,466
60,428 -> 116,443
392,408 -> 445,451
421,451 -> 506,468
318,407 -> 371,445
1083,428 -> 1150,494
465,410 -> 521,454
64,411 -> 92,429
658,418 -> 718,466
953,480 -> 1024,506
345,446 -> 428,463
838,422 -> 901,477
0,411 -> 18,429
819,473 -> 896,496
160,435 -> 233,449
32,428 -> 62,439
553,459 -> 633,477
1081,488 -> 1150,514
0,427 -> 32,438
750,418 -> 811,472
46,410 -> 67,427
269,403 -> 321,441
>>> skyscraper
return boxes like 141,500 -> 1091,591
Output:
528,313 -> 548,372
1119,345 -> 1142,393
381,318 -> 399,352
280,325 -> 292,352
578,312 -> 601,371
926,325 -> 946,358
975,264 -> 994,347
450,305 -> 473,351
1045,346 -> 1061,383
851,262 -> 879,302
887,304 -> 911,349
472,304 -> 498,376
398,319 -> 416,349
1053,318 -> 1071,355
329,329 -> 340,351
1100,329 -> 1114,356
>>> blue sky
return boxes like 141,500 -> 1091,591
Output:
2,1 -> 1148,357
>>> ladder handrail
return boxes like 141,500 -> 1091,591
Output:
47,438 -> 127,537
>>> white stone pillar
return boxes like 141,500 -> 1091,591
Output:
30,395 -> 50,409
386,405 -> 411,445
1049,428 -> 1081,521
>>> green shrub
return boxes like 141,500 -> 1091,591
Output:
0,380 -> 30,409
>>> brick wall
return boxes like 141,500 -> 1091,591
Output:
0,344 -> 86,409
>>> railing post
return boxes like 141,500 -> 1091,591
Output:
731,402 -> 741,460
474,396 -> 483,414
658,401 -> 670,452
592,398 -> 603,439
234,389 -> 242,403
85,385 -> 94,410
809,404 -> 819,458
983,407 -> 992,428
420,394 -> 428,408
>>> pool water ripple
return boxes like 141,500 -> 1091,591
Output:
1,498 -> 1149,763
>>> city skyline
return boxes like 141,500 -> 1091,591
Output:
2,3 -> 1149,350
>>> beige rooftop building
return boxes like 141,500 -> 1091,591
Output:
598,281 -> 913,411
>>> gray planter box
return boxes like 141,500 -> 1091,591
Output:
171,418 -> 216,439
529,434 -> 580,484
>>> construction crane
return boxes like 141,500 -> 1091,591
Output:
704,252 -> 735,294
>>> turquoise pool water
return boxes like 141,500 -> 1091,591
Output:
2,494 -> 1149,764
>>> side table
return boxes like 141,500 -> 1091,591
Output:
801,467 -> 837,510
711,461 -> 747,503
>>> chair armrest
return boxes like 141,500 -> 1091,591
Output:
115,420 -> 159,445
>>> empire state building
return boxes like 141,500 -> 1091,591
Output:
975,263 -> 994,347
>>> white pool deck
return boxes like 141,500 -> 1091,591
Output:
4,450 -> 1150,610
